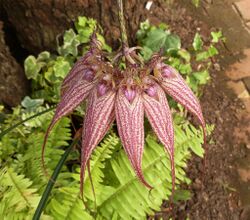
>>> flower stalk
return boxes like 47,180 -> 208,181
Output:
117,0 -> 128,51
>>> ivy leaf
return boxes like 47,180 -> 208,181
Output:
57,29 -> 80,57
141,46 -> 153,61
37,51 -> 51,62
24,56 -> 41,80
211,31 -> 224,43
53,57 -> 71,79
193,33 -> 203,51
193,70 -> 210,85
143,29 -> 181,53
177,49 -> 191,62
77,27 -> 93,43
196,45 -> 218,61
164,34 -> 181,52
21,96 -> 44,111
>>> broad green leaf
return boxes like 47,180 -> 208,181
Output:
193,70 -> 210,85
143,29 -> 181,53
57,29 -> 80,57
53,57 -> 71,78
141,46 -> 153,61
177,49 -> 191,62
37,51 -> 51,62
193,33 -> 203,51
165,34 -> 181,51
211,31 -> 223,43
21,96 -> 44,111
196,45 -> 218,61
24,56 -> 41,80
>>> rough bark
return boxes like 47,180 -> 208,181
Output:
0,21 -> 29,107
2,0 -> 205,54
2,0 -> 144,53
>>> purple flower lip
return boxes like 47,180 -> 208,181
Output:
145,85 -> 156,97
83,69 -> 95,81
162,66 -> 174,78
124,88 -> 136,102
97,83 -> 108,96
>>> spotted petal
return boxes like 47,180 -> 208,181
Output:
80,87 -> 115,194
42,78 -> 96,169
61,34 -> 101,93
115,87 -> 152,189
61,54 -> 92,92
159,64 -> 206,141
143,83 -> 175,192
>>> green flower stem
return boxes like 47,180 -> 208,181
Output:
0,106 -> 55,139
117,0 -> 128,49
33,138 -> 79,220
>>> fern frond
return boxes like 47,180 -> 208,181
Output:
44,133 -> 119,218
97,123 -> 203,220
22,117 -> 72,188
0,168 -> 40,219
46,186 -> 93,220
84,133 -> 120,200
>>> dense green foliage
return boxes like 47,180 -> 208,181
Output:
136,20 -> 224,94
0,16 -> 217,219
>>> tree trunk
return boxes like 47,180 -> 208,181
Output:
2,0 -> 147,53
0,21 -> 29,107
2,0 -> 203,53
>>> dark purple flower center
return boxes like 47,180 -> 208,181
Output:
83,69 -> 95,81
145,85 -> 156,97
124,88 -> 136,102
162,66 -> 173,78
97,83 -> 108,96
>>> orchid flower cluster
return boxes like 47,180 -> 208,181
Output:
43,33 -> 206,196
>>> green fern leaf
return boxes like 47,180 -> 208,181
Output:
97,123 -> 203,219
46,186 -> 92,220
44,133 -> 119,218
0,168 -> 40,219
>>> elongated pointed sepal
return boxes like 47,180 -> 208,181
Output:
143,83 -> 175,194
115,87 -> 152,189
51,80 -> 96,131
42,79 -> 96,171
159,64 -> 206,142
80,87 -> 116,195
61,54 -> 92,92
61,34 -> 102,93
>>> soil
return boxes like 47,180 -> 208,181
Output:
165,1 -> 250,220
144,1 -> 250,219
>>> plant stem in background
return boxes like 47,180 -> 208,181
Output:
117,0 -> 128,51
0,106 -> 55,140
33,138 -> 79,220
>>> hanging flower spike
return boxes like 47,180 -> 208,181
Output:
42,36 -> 109,175
154,61 -> 206,143
115,78 -> 152,189
142,79 -> 175,195
61,33 -> 102,95
80,81 -> 116,195
42,67 -> 97,175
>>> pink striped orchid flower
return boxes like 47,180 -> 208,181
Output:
42,34 -> 206,197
